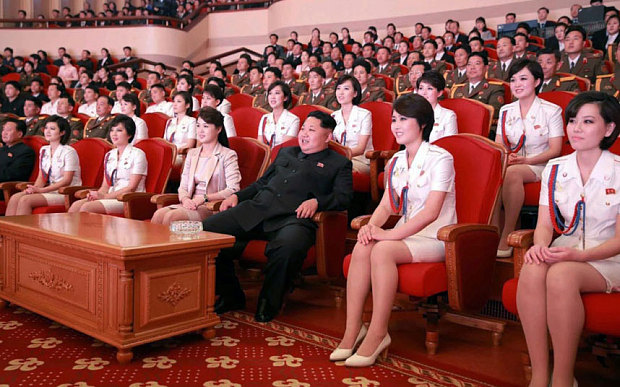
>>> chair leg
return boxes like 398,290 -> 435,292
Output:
443,311 -> 506,346
425,310 -> 440,355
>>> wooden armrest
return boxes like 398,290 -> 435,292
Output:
74,189 -> 91,199
205,200 -> 223,211
508,229 -> 535,278
365,150 -> 383,160
0,181 -> 29,202
15,182 -> 30,191
313,210 -> 348,278
439,223 -> 500,313
150,193 -> 180,207
178,147 -> 189,156
117,192 -> 157,220
379,150 -> 398,159
350,215 -> 372,230
59,185 -> 96,209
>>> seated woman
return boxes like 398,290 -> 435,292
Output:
257,81 -> 299,148
416,71 -> 458,142
57,54 -> 78,89
151,108 -> 241,225
516,91 -> 620,387
205,77 -> 232,115
331,75 -> 373,173
201,84 -> 236,138
164,91 -> 197,166
68,115 -> 147,215
295,51 -> 311,76
175,74 -> 200,112
120,93 -> 148,144
331,94 -> 456,367
6,116 -> 82,216
495,59 -> 564,257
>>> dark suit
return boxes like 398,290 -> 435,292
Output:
0,141 -> 35,183
591,28 -> 620,52
77,59 -> 94,72
203,146 -> 353,311
97,57 -> 113,69
120,56 -> 138,71
545,36 -> 561,51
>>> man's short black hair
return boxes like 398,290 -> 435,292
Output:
3,117 -> 27,136
307,110 -> 337,131
469,52 -> 489,66
24,96 -> 42,109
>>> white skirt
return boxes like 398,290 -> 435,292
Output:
40,193 -> 66,206
98,199 -> 125,215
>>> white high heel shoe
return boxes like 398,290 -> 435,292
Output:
329,324 -> 368,361
344,333 -> 391,367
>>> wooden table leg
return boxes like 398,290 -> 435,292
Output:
116,348 -> 133,364
202,327 -> 216,340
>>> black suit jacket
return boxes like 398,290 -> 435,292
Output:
232,146 -> 353,232
545,36 -> 560,51
97,57 -> 113,69
591,28 -> 620,51
0,141 -> 35,183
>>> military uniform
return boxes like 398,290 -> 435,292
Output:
369,76 -> 386,89
240,83 -> 264,97
323,78 -> 336,93
539,75 -> 580,93
558,53 -> 607,82
138,89 -> 153,104
161,77 -> 175,90
444,68 -> 468,89
375,63 -> 400,78
28,115 -> 82,137
595,72 -> 620,99
283,79 -> 307,96
424,59 -> 447,75
19,73 -> 37,91
74,88 -> 86,105
359,87 -> 385,104
252,92 -> 271,112
297,89 -> 339,110
394,75 -> 413,96
74,114 -> 115,143
450,79 -> 505,118
231,72 -> 250,88
20,116 -> 46,137
487,59 -> 516,81
224,87 -> 236,98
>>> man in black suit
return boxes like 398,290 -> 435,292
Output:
591,14 -> 620,51
203,111 -> 353,322
1,81 -> 25,117
120,46 -> 138,71
77,50 -> 94,73
0,117 -> 35,183
536,7 -> 556,32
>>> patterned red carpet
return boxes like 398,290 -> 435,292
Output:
0,306 -> 496,387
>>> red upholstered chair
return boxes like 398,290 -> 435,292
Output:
74,112 -> 91,127
1,73 -> 21,83
0,136 -> 48,214
439,98 -> 493,137
38,73 -> 51,88
227,93 -> 254,111
343,134 -> 508,354
139,101 -> 147,116
487,78 -> 512,103
484,47 -> 499,61
136,78 -> 147,89
230,107 -> 265,138
374,74 -> 394,91
152,137 -> 271,214
290,104 -> 332,124
398,64 -> 409,75
360,101 -> 398,200
556,72 -> 591,92
28,138 -> 113,214
142,112 -> 170,138
502,230 -> 620,380
46,65 -> 59,76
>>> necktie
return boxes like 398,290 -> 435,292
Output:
501,63 -> 506,72
469,85 -> 474,94
570,62 -> 575,71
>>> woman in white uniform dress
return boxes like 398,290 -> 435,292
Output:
494,59 -> 564,256
331,75 -> 373,173
201,84 -> 236,138
331,94 -> 457,367
416,71 -> 458,143
164,91 -> 197,166
517,92 -> 620,387
120,93 -> 148,145
6,116 -> 81,215
257,81 -> 299,148
175,75 -> 200,112
68,115 -> 147,215
151,108 -> 241,224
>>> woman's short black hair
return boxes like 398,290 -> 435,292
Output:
508,59 -> 544,94
44,115 -> 72,145
198,107 -> 229,147
334,74 -> 362,105
416,70 -> 446,91
392,94 -> 435,142
268,81 -> 293,109
110,114 -> 136,143
202,84 -> 224,106
173,90 -> 193,115
207,76 -> 226,92
565,91 -> 620,150
121,93 -> 141,117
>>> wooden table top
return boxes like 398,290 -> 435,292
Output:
0,213 -> 235,258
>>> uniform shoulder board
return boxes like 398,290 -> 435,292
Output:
295,79 -> 305,83
595,74 -> 613,80
560,76 -> 577,81
452,83 -> 466,88
488,81 -> 504,86
18,117 -> 26,120
70,117 -> 81,122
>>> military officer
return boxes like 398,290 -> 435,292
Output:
444,46 -> 469,89
537,48 -> 580,93
231,55 -> 251,88
422,40 -> 447,75
20,96 -> 44,137
395,62 -> 429,96
297,67 -> 339,110
71,95 -> 115,143
240,66 -> 265,97
487,36 -> 516,81
375,47 -> 401,78
558,25 -> 608,82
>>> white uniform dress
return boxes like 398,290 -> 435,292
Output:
497,97 -> 564,179
39,144 -> 82,204
540,151 -> 620,292
78,102 -> 97,118
100,145 -> 148,214
217,99 -> 232,115
257,109 -> 300,148
41,99 -> 59,116
145,101 -> 174,117
429,104 -> 458,143
332,105 -> 374,173
387,142 -> 457,261
222,113 -> 237,138
130,115 -> 148,145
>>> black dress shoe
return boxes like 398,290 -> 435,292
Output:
254,298 -> 279,322
214,293 -> 246,314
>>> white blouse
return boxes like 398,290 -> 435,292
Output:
39,144 -> 82,187
429,104 -> 458,143
217,99 -> 232,115
78,102 -> 97,118
332,105 -> 374,165
258,109 -> 300,147
130,115 -> 149,145
388,142 -> 457,239
498,97 -> 564,165
164,115 -> 197,148
104,145 -> 148,193
145,101 -> 174,117
223,113 -> 237,138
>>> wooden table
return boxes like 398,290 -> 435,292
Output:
0,212 -> 234,363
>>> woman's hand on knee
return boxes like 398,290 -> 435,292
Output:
87,190 -> 99,201
25,185 -> 39,194
358,224 -> 375,245
545,246 -> 585,263
525,244 -> 549,264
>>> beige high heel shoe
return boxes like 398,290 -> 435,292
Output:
329,324 -> 368,361
344,333 -> 391,367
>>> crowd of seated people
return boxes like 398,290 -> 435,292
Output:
1,2 -> 620,383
